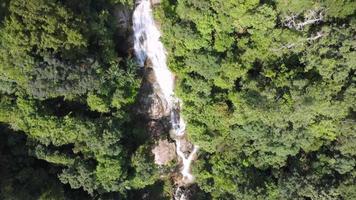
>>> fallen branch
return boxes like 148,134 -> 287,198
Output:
271,31 -> 325,52
282,8 -> 324,30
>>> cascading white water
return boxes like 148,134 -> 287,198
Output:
133,0 -> 174,102
133,0 -> 198,186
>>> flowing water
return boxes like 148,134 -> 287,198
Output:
132,0 -> 199,191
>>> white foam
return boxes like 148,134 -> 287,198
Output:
133,0 -> 174,102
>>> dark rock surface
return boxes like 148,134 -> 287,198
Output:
114,5 -> 133,55
137,59 -> 170,120
146,120 -> 165,138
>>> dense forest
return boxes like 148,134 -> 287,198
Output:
0,0 -> 355,199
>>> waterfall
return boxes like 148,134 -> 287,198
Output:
133,0 -> 199,188
133,0 -> 174,102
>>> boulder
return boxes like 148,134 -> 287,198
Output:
178,138 -> 194,155
152,139 -> 176,165
151,0 -> 161,5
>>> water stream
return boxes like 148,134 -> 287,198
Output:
132,0 -> 199,191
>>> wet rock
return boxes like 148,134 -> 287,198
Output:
150,0 -> 161,5
177,138 -> 193,155
114,5 -> 131,34
147,120 -> 165,138
137,59 -> 170,119
114,5 -> 133,55
173,184 -> 201,200
152,140 -> 176,165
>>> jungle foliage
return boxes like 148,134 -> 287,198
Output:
155,0 -> 356,199
0,124 -> 91,200
0,0 -> 158,199
0,0 -> 355,199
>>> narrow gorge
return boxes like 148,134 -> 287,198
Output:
133,0 -> 199,199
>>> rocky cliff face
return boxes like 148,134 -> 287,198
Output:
136,58 -> 198,187
114,5 -> 133,55
136,58 -> 177,166
136,59 -> 171,120
132,1 -> 198,199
